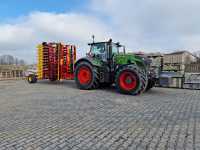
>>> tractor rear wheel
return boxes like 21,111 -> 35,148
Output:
27,75 -> 37,84
75,62 -> 100,90
115,65 -> 142,95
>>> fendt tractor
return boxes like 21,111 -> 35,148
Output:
27,39 -> 156,95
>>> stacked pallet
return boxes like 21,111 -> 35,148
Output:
37,42 -> 76,81
183,73 -> 200,90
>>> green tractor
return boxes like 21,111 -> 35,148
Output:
74,39 -> 155,95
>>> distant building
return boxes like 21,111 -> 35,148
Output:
163,51 -> 197,73
0,65 -> 26,80
185,62 -> 200,73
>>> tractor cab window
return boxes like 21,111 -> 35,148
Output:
112,44 -> 118,55
118,46 -> 125,54
90,43 -> 107,61
90,43 -> 105,55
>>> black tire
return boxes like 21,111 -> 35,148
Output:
27,74 -> 37,84
146,79 -> 155,91
75,61 -> 100,90
115,65 -> 143,95
138,68 -> 148,94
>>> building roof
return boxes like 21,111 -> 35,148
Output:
165,51 -> 197,58
147,52 -> 164,57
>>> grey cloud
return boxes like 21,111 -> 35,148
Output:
0,12 -> 112,63
0,0 -> 200,63
91,0 -> 200,51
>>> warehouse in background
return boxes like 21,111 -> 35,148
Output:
184,62 -> 200,89
163,51 -> 197,73
162,51 -> 200,89
147,51 -> 200,89
0,55 -> 26,80
0,65 -> 25,80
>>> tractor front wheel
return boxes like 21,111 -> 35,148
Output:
75,62 -> 100,90
115,65 -> 141,95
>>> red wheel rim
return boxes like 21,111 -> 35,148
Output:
77,66 -> 92,85
119,71 -> 137,91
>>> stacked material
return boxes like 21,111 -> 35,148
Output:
37,42 -> 76,81
183,73 -> 200,90
159,72 -> 184,88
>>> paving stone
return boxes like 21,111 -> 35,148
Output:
0,80 -> 200,150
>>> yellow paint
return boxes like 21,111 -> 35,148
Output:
28,76 -> 32,82
37,44 -> 43,79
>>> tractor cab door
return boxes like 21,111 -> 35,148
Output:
90,43 -> 107,62
89,43 -> 111,83
108,43 -> 118,71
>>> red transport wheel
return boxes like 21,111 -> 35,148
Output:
77,66 -> 92,85
119,71 -> 137,91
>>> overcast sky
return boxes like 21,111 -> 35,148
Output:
0,0 -> 200,63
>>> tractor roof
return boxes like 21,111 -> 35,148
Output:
88,41 -> 122,47
88,41 -> 109,45
89,38 -> 118,45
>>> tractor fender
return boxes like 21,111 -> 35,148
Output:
75,57 -> 102,69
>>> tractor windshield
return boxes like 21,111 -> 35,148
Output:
90,43 -> 105,55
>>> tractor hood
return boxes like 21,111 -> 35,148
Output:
114,54 -> 144,65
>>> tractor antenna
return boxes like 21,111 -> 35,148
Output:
92,35 -> 95,43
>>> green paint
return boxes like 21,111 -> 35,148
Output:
89,58 -> 103,67
114,54 -> 141,65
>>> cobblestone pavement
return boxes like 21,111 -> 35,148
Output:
0,80 -> 200,150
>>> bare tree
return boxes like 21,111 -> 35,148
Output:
0,55 -> 14,65
193,51 -> 200,62
15,58 -> 19,65
19,59 -> 25,65
0,55 -> 26,65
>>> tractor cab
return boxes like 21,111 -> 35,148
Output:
88,39 -> 125,62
